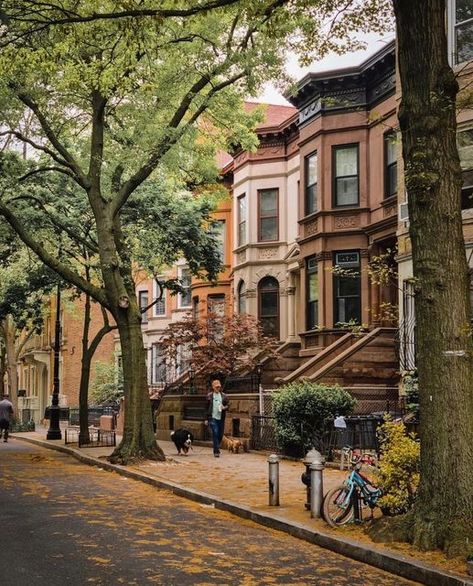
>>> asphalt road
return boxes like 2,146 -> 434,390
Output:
0,441 -> 419,586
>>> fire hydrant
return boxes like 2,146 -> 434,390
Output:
301,448 -> 325,517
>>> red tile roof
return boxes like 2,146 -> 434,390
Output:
245,101 -> 297,130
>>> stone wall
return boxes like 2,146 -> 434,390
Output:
155,393 -> 261,442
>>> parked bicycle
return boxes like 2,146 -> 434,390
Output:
322,451 -> 382,527
339,445 -> 378,470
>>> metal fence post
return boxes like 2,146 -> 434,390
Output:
309,452 -> 324,518
268,454 -> 280,506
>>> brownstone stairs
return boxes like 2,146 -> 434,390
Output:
273,328 -> 400,413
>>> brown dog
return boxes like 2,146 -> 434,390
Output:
221,435 -> 248,454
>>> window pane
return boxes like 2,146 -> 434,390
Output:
456,21 -> 473,63
261,291 -> 278,317
305,184 -> 317,215
387,164 -> 397,197
456,0 -> 473,23
336,177 -> 358,205
238,282 -> 246,314
338,277 -> 359,297
180,268 -> 191,307
308,272 -> 318,302
308,300 -> 318,330
306,153 -> 317,186
155,298 -> 165,315
139,291 -> 148,323
260,190 -> 278,215
458,129 -> 473,169
262,316 -> 279,337
213,220 -> 225,262
238,221 -> 246,247
336,147 -> 357,176
260,217 -> 277,241
385,135 -> 397,165
238,195 -> 247,220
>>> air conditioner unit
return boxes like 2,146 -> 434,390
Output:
399,201 -> 409,221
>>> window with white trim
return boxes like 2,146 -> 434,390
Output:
237,194 -> 247,247
151,344 -> 167,384
448,0 -> 473,65
457,127 -> 473,210
153,278 -> 166,316
138,290 -> 148,324
178,267 -> 192,308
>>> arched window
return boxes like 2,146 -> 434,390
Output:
258,277 -> 279,338
237,280 -> 246,314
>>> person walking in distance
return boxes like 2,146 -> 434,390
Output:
205,374 -> 229,458
0,394 -> 14,443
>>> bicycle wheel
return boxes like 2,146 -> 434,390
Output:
322,485 -> 354,527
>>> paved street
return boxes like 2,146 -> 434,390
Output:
0,441 -> 418,586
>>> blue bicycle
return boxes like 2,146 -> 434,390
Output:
322,452 -> 382,527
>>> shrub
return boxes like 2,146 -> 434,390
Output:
272,381 -> 356,457
376,419 -> 420,516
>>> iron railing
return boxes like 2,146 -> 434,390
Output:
64,427 -> 116,448
396,317 -> 416,371
251,415 -> 278,451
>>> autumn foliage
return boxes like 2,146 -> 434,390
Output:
160,309 -> 278,378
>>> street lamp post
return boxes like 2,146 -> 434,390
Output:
47,285 -> 62,440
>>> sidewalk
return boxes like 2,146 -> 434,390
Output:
11,429 -> 473,586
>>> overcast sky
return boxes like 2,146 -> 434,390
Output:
256,32 -> 395,105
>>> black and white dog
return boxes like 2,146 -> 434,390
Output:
170,428 -> 194,455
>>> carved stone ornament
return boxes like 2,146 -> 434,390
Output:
236,251 -> 246,264
258,247 -> 279,260
334,215 -> 359,229
383,204 -> 396,217
305,219 -> 318,237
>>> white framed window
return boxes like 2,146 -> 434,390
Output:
178,267 -> 192,308
153,278 -> 166,316
448,0 -> 473,65
151,344 -> 167,385
458,127 -> 473,210
237,280 -> 246,314
138,290 -> 148,324
238,194 -> 247,247
214,220 -> 226,263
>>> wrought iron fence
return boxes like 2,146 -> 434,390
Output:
396,317 -> 416,371
64,427 -> 116,448
251,415 -> 278,451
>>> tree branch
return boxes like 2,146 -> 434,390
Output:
12,89 -> 90,189
0,202 -> 109,309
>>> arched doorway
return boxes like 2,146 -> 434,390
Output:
258,277 -> 280,339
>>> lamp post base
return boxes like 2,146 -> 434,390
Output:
46,405 -> 62,440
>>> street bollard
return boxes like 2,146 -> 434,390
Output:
268,454 -> 280,506
309,454 -> 324,518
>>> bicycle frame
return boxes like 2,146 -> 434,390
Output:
339,467 -> 382,510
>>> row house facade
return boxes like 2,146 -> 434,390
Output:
16,293 -> 115,424
142,43 -> 401,399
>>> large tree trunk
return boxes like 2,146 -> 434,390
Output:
93,208 -> 164,464
109,302 -> 164,464
79,293 -> 92,443
394,0 -> 473,556
4,316 -> 19,412
0,342 -> 6,397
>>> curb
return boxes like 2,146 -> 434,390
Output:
12,435 -> 473,586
